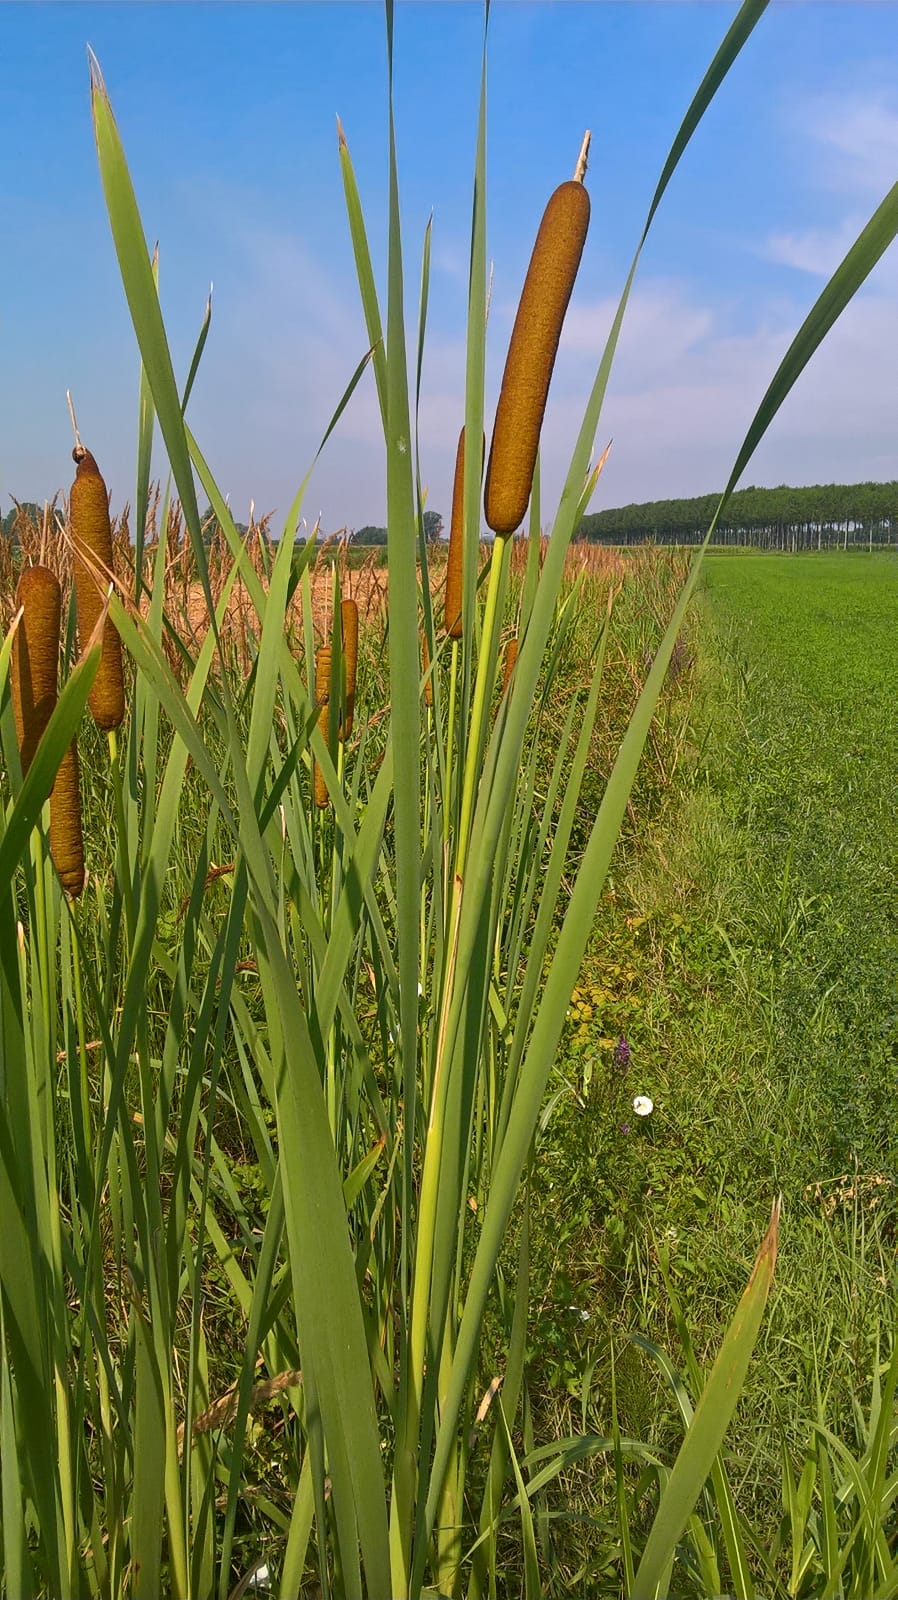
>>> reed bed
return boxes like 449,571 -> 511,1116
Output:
1,5 -> 897,1598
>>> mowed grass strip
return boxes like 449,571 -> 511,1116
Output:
702,550 -> 898,1172
527,552 -> 898,1585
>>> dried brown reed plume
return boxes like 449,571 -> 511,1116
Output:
507,532 -> 629,589
1,497 -> 134,606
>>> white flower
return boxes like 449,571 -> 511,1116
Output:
566,1306 -> 591,1322
633,1094 -> 654,1117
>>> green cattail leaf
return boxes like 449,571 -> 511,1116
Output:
0,1299 -> 32,1600
181,280 -> 212,418
134,242 -> 159,586
338,119 -> 388,427
89,52 -> 210,606
131,1298 -> 166,1600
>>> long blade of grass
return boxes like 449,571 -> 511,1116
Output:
632,1203 -> 780,1600
655,1253 -> 756,1600
497,1399 -> 541,1600
0,1298 -> 32,1600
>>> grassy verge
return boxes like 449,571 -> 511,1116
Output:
531,551 -> 898,1591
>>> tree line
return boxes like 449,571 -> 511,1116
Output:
576,481 -> 898,550
8,482 -> 898,553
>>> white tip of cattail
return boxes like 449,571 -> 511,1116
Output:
574,130 -> 592,182
66,390 -> 83,453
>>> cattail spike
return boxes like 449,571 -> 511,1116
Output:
340,598 -> 358,739
66,390 -> 83,455
50,741 -> 85,898
574,130 -> 591,183
315,644 -> 332,704
11,567 -> 62,774
69,446 -> 125,730
12,562 -> 86,897
313,705 -> 330,809
313,644 -> 333,808
485,173 -> 590,537
444,428 -> 485,640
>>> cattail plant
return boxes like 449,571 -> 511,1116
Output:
314,642 -> 332,807
11,565 -> 62,773
48,743 -> 85,898
11,563 -> 85,896
315,642 -> 332,705
484,141 -> 591,536
70,443 -> 125,730
340,596 -> 358,738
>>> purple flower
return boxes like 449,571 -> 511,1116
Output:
619,1123 -> 631,1135
613,1036 -> 631,1070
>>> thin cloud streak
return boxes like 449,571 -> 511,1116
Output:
181,249 -> 898,532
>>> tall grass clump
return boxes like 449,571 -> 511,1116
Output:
1,4 -> 897,1596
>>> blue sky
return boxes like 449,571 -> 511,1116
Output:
1,2 -> 897,536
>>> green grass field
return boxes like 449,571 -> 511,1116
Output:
529,551 -> 898,1592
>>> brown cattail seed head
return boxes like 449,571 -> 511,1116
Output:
49,740 -> 85,898
315,644 -> 332,705
313,705 -> 330,809
443,428 -> 485,640
11,566 -> 62,775
70,447 -> 125,731
421,633 -> 433,707
485,180 -> 590,537
502,636 -> 519,695
340,598 -> 358,739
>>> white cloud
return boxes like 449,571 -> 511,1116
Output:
560,284 -> 714,379
174,190 -> 898,537
762,216 -> 866,278
534,264 -> 898,516
804,95 -> 898,198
